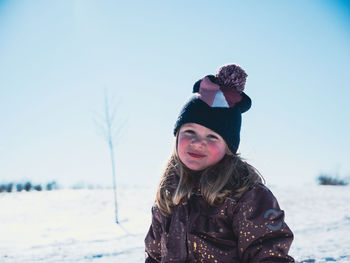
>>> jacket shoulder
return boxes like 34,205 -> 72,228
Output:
231,183 -> 281,214
241,182 -> 276,201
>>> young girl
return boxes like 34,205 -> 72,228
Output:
145,64 -> 294,263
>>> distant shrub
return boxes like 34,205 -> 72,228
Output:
6,183 -> 13,192
0,181 -> 59,194
0,183 -> 13,193
46,181 -> 58,191
71,181 -> 103,190
24,182 -> 32,191
33,185 -> 42,191
0,185 -> 6,193
16,183 -> 23,192
317,174 -> 348,186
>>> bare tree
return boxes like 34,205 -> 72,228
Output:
94,90 -> 125,224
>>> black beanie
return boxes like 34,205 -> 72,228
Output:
173,64 -> 251,154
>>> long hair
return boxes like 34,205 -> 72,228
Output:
155,136 -> 264,216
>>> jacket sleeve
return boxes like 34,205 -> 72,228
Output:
144,205 -> 163,263
232,183 -> 294,263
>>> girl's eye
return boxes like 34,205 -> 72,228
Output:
208,134 -> 219,140
183,129 -> 195,135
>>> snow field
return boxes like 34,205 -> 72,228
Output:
1,184 -> 349,262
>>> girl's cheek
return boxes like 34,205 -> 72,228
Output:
178,136 -> 190,151
208,143 -> 226,157
208,145 -> 219,154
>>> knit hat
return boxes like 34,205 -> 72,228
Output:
173,64 -> 252,154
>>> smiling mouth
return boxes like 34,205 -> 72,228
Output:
188,152 -> 206,158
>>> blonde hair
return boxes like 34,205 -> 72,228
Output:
155,135 -> 264,216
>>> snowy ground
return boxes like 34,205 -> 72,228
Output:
0,184 -> 349,263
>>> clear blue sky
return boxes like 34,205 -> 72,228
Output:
0,0 -> 349,188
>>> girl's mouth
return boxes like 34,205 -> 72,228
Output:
188,152 -> 206,158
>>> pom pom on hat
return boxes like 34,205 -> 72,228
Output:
216,63 -> 247,92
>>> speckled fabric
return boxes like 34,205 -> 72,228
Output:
145,183 -> 294,263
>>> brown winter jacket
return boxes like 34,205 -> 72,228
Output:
145,183 -> 294,263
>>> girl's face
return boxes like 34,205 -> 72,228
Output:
177,123 -> 229,171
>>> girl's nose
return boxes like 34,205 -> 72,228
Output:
191,136 -> 206,147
